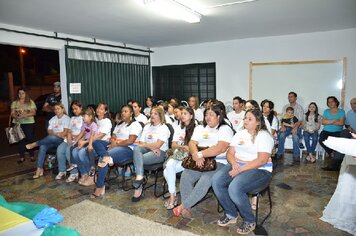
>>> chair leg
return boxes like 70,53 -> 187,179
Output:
259,186 -> 272,226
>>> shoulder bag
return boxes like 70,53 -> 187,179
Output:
182,146 -> 217,172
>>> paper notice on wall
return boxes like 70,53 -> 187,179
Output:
69,83 -> 81,94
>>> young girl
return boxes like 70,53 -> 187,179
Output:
188,95 -> 203,123
55,100 -> 84,181
163,107 -> 195,209
26,103 -> 70,179
71,107 -> 98,185
302,102 -> 322,163
143,96 -> 155,117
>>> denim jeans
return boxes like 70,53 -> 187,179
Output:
56,142 -> 78,174
330,129 -> 352,169
96,146 -> 134,188
92,140 -> 110,158
133,146 -> 166,176
180,163 -> 224,209
36,135 -> 63,168
72,147 -> 97,175
277,127 -> 300,157
212,164 -> 272,224
19,123 -> 34,158
163,159 -> 184,194
303,131 -> 319,154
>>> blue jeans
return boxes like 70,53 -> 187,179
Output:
277,127 -> 300,157
56,142 -> 78,174
212,164 -> 272,224
36,135 -> 63,168
72,147 -> 97,175
133,146 -> 166,176
92,140 -> 110,158
303,131 -> 318,154
96,146 -> 134,188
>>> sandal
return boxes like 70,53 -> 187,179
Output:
90,186 -> 105,199
237,222 -> 256,234
251,203 -> 257,211
133,178 -> 145,189
164,198 -> 178,210
181,208 -> 192,219
98,156 -> 114,168
173,206 -> 182,217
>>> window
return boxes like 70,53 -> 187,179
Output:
152,62 -> 216,103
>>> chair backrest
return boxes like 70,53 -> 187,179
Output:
165,123 -> 175,149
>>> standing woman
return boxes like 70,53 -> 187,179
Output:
26,103 -> 70,178
319,96 -> 345,157
163,107 -> 195,209
55,100 -> 84,180
173,105 -> 234,218
188,95 -> 204,123
212,109 -> 274,234
10,88 -> 36,163
132,106 -> 171,202
91,105 -> 143,198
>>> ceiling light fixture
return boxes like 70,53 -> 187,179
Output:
143,0 -> 202,23
205,0 -> 258,9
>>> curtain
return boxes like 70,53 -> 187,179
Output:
65,46 -> 150,113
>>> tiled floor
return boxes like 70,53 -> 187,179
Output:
0,153 -> 350,235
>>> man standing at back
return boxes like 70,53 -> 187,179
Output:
42,81 -> 62,129
277,92 -> 304,162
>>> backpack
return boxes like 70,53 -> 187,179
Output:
165,123 -> 175,149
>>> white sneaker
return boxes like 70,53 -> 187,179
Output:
55,172 -> 66,180
66,173 -> 79,183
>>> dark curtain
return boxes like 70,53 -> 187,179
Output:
65,46 -> 150,113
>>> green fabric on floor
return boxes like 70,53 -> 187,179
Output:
41,225 -> 80,236
0,195 -> 48,219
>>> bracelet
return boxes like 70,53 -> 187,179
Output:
197,151 -> 203,159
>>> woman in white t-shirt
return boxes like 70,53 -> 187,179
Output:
75,102 -> 112,187
26,103 -> 70,179
261,99 -> 279,136
55,100 -> 84,181
163,107 -> 196,209
173,105 -> 234,218
143,96 -> 155,118
188,95 -> 204,123
212,109 -> 274,235
91,105 -> 143,198
132,106 -> 171,202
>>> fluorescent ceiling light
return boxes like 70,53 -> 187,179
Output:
143,0 -> 202,23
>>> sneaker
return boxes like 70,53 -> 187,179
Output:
217,214 -> 237,227
299,143 -> 305,149
66,173 -> 79,183
89,167 -> 96,176
55,172 -> 66,180
124,171 -> 131,178
236,222 -> 256,234
66,164 -> 77,172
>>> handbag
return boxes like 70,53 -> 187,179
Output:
5,123 -> 26,144
182,146 -> 217,172
170,147 -> 189,161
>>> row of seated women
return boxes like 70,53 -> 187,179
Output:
27,99 -> 273,235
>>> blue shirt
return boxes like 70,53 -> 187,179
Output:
323,108 -> 346,132
345,110 -> 356,131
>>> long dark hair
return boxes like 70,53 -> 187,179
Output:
305,102 -> 319,122
261,99 -> 275,125
244,109 -> 268,143
180,107 -> 196,144
203,104 -> 229,129
118,104 -> 135,127
16,87 -> 31,104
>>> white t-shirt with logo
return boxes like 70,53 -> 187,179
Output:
96,117 -> 112,141
227,110 -> 245,131
135,113 -> 148,124
173,125 -> 186,145
140,123 -> 171,151
191,124 -> 234,163
112,121 -> 143,149
48,115 -> 71,133
194,108 -> 204,123
69,116 -> 83,136
230,129 -> 274,172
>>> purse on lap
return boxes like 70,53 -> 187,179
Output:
182,146 -> 217,172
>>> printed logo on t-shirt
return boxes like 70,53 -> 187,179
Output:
237,138 -> 244,145
202,133 -> 209,139
147,133 -> 153,139
85,127 -> 90,133
234,119 -> 240,124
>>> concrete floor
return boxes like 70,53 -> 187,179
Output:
0,153 -> 350,236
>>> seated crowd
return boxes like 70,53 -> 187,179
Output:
19,91 -> 356,235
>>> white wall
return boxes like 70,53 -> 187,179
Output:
151,28 -> 356,112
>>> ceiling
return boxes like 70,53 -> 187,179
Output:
0,0 -> 355,48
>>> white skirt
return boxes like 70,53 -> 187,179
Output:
320,156 -> 356,235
